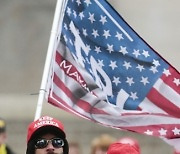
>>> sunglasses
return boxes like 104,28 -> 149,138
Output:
35,138 -> 64,149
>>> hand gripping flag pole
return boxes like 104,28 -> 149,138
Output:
34,0 -> 67,120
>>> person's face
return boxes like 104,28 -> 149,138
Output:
35,133 -> 63,154
94,147 -> 107,154
69,146 -> 79,154
0,132 -> 7,146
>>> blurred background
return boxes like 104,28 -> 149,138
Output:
0,0 -> 179,153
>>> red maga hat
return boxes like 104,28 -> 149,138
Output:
107,142 -> 140,154
27,115 -> 65,143
117,137 -> 140,152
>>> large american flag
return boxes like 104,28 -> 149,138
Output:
46,0 -> 180,149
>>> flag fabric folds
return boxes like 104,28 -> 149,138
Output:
46,0 -> 180,149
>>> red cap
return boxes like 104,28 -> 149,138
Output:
117,137 -> 140,152
107,142 -> 140,154
27,116 -> 65,143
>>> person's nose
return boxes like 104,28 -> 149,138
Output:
46,141 -> 55,151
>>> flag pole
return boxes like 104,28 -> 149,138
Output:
34,0 -> 65,121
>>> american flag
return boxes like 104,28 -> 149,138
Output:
46,0 -> 180,149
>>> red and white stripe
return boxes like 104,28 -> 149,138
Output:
139,66 -> 180,118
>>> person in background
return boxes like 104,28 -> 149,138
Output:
107,142 -> 140,154
0,117 -> 15,154
90,134 -> 116,154
26,115 -> 69,154
69,142 -> 81,154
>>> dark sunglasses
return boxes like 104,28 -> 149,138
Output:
35,138 -> 64,149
